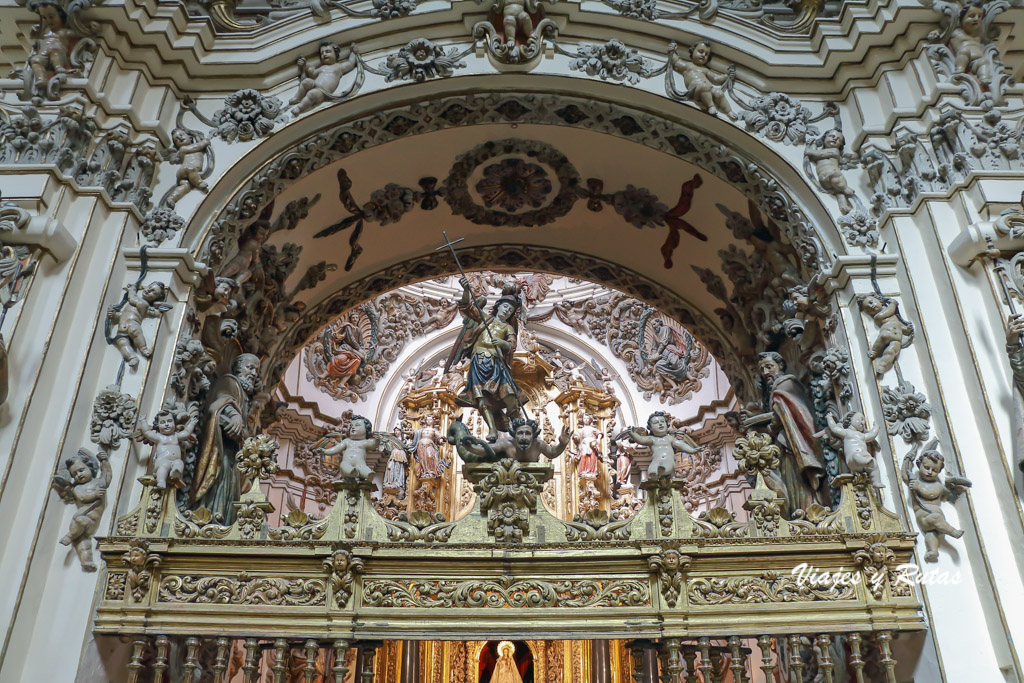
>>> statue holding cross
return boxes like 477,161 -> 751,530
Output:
438,232 -> 529,442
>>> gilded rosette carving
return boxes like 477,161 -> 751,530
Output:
362,576 -> 650,608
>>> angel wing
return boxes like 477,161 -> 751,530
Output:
375,432 -> 407,453
944,475 -> 972,502
148,301 -> 174,317
310,432 -> 345,451
160,147 -> 183,164
51,475 -> 74,503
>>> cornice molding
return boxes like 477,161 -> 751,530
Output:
5,0 -> 1014,94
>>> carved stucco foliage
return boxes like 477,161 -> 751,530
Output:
0,106 -> 157,211
362,575 -> 650,608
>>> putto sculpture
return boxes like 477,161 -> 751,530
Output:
289,41 -> 362,117
135,410 -> 198,489
901,441 -> 971,562
316,415 -> 379,480
106,280 -> 171,370
824,411 -> 884,499
161,127 -> 213,209
628,411 -> 699,477
804,128 -> 859,215
52,447 -> 111,571
20,0 -> 96,101
665,40 -> 737,119
858,293 -> 914,378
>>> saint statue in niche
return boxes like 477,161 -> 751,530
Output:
491,641 -> 524,683
480,641 -> 532,683
572,413 -> 603,478
381,427 -> 410,492
413,414 -> 444,479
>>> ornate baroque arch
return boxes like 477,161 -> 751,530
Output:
185,84 -> 846,402
189,84 -> 842,272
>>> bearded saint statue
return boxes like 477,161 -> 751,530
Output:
190,353 -> 261,523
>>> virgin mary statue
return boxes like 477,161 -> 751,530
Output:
491,642 -> 523,683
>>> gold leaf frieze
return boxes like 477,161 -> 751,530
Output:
362,576 -> 650,608
158,572 -> 327,606
687,571 -> 855,605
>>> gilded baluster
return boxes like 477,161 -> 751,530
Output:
152,636 -> 170,682
272,639 -> 289,683
848,633 -> 866,683
242,638 -> 260,683
361,641 -> 382,683
876,632 -> 898,683
728,637 -> 746,683
662,638 -> 683,682
786,635 -> 803,683
816,635 -> 834,683
682,648 -> 698,683
212,637 -> 231,683
628,641 -> 650,683
126,636 -> 148,683
182,637 -> 201,683
303,639 -> 320,683
710,649 -> 724,683
332,639 -> 351,683
697,638 -> 712,682
756,636 -> 775,680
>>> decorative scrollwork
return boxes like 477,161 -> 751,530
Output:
362,576 -> 650,608
158,572 -> 328,606
688,571 -> 855,605
562,509 -> 633,541
381,509 -> 456,543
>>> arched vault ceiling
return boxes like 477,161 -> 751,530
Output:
230,122 -> 797,396
192,87 -> 842,399
271,122 -> 748,310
